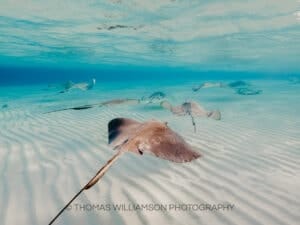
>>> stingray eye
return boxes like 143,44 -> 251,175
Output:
164,122 -> 168,126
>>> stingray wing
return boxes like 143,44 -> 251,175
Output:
138,123 -> 201,163
207,110 -> 221,120
74,83 -> 89,91
170,106 -> 186,116
161,101 -> 186,116
189,101 -> 208,117
108,118 -> 142,148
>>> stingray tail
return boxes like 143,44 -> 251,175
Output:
207,110 -> 221,120
48,150 -> 123,225
189,114 -> 197,132
85,150 -> 123,189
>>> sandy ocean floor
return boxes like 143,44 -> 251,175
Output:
0,79 -> 299,225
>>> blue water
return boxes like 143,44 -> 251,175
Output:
0,1 -> 299,82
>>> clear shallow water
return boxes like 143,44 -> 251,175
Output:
0,79 -> 300,225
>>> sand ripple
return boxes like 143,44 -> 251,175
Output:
0,84 -> 299,225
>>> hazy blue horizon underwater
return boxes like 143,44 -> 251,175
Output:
0,65 -> 299,115
0,64 -> 299,111
0,65 -> 293,86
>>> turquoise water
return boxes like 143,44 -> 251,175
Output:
1,1 -> 300,225
0,1 -> 299,83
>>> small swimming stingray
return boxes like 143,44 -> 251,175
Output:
60,78 -> 96,93
48,118 -> 201,225
236,88 -> 262,95
288,77 -> 300,84
227,80 -> 249,88
44,98 -> 140,114
192,80 -> 262,96
2,104 -> 8,109
192,80 -> 250,92
192,82 -> 224,92
161,101 -> 221,132
45,92 -> 167,114
140,91 -> 166,104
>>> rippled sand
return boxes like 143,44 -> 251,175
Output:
0,80 -> 299,225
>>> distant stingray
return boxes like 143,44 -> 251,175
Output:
48,118 -> 201,225
236,88 -> 262,95
140,91 -> 166,104
192,80 -> 262,96
161,101 -> 221,132
45,91 -> 167,114
227,81 -> 262,96
44,98 -> 140,114
227,80 -> 249,88
193,80 -> 250,92
288,77 -> 300,84
192,82 -> 224,92
60,78 -> 96,93
2,104 -> 8,109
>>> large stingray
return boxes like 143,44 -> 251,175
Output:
44,98 -> 140,114
161,101 -> 221,132
60,78 -> 96,93
48,118 -> 201,224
